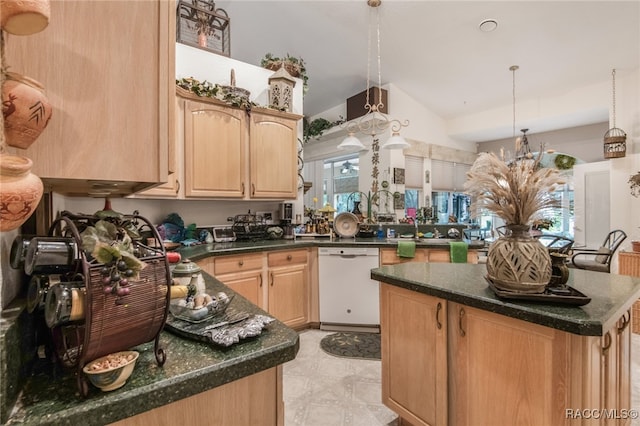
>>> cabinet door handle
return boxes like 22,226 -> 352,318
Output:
459,307 -> 466,337
602,331 -> 612,353
251,183 -> 255,196
617,310 -> 630,334
259,274 -> 263,287
238,260 -> 244,266
287,255 -> 292,261
241,182 -> 245,195
270,272 -> 274,286
175,179 -> 180,194
436,302 -> 442,329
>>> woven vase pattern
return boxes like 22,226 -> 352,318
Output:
486,225 -> 551,294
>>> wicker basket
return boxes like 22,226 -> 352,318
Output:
264,61 -> 301,78
48,211 -> 171,397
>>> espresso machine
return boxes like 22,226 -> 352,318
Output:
279,203 -> 294,239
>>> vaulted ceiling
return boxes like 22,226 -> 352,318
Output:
221,1 -> 639,142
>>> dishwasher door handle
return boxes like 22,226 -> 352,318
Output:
330,254 -> 364,259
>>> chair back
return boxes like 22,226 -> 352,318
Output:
535,234 -> 574,255
602,229 -> 627,254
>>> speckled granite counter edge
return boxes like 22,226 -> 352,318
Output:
2,274 -> 300,426
177,237 -> 484,262
371,264 -> 640,336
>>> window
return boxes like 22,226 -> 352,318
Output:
324,156 -> 359,213
404,155 -> 423,220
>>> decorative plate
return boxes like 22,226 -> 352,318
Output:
333,212 -> 360,238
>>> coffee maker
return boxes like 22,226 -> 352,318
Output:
279,203 -> 294,239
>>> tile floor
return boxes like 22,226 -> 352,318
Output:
284,329 -> 640,426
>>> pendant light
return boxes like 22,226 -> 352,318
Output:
337,0 -> 410,151
603,68 -> 626,159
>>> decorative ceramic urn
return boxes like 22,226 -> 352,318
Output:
0,0 -> 50,35
0,154 -> 44,232
2,72 -> 53,149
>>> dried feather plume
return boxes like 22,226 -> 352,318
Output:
464,149 -> 566,226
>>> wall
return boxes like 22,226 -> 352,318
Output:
477,122 -> 609,163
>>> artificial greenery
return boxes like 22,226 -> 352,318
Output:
629,171 -> 640,198
260,53 -> 309,95
176,77 -> 258,110
554,154 -> 576,170
80,219 -> 147,277
303,116 -> 345,142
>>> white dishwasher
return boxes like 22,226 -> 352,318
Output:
318,247 -> 380,332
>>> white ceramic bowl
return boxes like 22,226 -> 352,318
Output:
83,351 -> 139,391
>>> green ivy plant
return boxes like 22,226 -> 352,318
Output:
554,154 -> 576,170
260,53 -> 309,95
629,171 -> 640,197
80,220 -> 146,277
176,77 -> 288,112
303,116 -> 345,143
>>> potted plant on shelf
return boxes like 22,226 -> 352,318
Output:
261,53 -> 309,95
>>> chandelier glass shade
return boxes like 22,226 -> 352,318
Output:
337,0 -> 409,151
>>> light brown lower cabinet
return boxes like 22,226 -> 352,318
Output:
197,249 -> 310,329
109,366 -> 283,426
379,248 -> 478,265
267,250 -> 309,329
380,283 -> 633,426
202,253 -> 265,307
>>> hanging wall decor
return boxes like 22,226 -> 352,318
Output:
177,0 -> 230,56
603,69 -> 626,159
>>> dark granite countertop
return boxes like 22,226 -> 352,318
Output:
371,263 -> 640,336
3,274 -> 299,425
176,237 -> 485,262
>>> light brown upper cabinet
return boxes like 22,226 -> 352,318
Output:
5,1 -> 175,196
165,89 -> 301,200
249,110 -> 300,199
184,99 -> 248,198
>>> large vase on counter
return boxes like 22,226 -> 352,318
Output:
0,154 -> 44,232
486,224 -> 551,294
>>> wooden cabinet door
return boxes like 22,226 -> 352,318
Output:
448,302 -> 570,426
427,249 -> 479,264
208,254 -> 265,308
268,264 -> 308,328
380,283 -> 447,426
184,100 -> 247,198
5,0 -> 174,194
134,96 -> 182,198
216,270 -> 264,308
249,110 -> 299,199
379,248 -> 428,265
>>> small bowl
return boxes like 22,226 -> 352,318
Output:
83,351 -> 139,391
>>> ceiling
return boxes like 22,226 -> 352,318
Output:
219,1 -> 639,142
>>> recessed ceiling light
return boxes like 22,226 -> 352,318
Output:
479,19 -> 498,32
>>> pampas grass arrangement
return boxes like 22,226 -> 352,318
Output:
464,150 -> 566,226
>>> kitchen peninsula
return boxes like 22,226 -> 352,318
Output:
371,263 -> 640,426
1,274 -> 299,426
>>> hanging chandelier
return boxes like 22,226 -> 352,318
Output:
337,0 -> 410,151
509,65 -> 534,160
